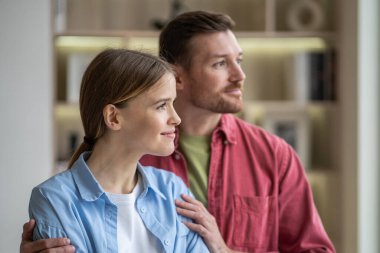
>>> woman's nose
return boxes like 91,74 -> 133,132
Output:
170,107 -> 181,126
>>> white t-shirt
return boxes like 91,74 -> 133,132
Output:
107,175 -> 163,253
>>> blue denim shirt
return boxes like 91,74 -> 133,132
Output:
29,152 -> 209,253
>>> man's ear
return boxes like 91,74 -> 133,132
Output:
171,64 -> 185,90
103,104 -> 121,131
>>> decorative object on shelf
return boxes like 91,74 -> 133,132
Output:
285,51 -> 310,104
285,49 -> 336,102
54,0 -> 67,32
263,107 -> 310,169
286,0 -> 325,31
151,0 -> 188,29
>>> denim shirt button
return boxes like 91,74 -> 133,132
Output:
164,239 -> 170,245
140,207 -> 146,213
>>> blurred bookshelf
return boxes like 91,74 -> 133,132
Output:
52,0 -> 341,251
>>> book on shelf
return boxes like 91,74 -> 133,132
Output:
286,50 -> 336,103
66,52 -> 96,103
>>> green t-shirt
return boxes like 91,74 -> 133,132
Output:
179,132 -> 211,207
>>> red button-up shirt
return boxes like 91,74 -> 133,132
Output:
141,114 -> 335,252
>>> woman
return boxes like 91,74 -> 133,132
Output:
29,49 -> 209,253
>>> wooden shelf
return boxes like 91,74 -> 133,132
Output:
55,30 -> 160,38
55,29 -> 335,39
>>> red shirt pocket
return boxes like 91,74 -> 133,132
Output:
232,195 -> 277,251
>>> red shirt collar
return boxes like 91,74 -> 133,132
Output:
174,114 -> 237,148
212,114 -> 237,144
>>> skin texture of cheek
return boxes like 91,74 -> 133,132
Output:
137,116 -> 176,156
189,79 -> 243,114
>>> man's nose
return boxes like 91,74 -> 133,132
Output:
230,62 -> 246,83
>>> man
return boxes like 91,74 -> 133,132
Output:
21,11 -> 335,253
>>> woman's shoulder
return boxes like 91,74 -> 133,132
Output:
141,165 -> 182,181
139,165 -> 188,192
36,169 -> 73,186
31,169 -> 76,201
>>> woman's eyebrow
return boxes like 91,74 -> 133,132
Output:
152,97 -> 172,105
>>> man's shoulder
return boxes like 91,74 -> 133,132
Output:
224,114 -> 276,136
139,154 -> 174,173
223,114 -> 287,147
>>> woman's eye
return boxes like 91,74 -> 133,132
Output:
157,103 -> 167,110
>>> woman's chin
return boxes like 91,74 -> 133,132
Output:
150,147 -> 175,157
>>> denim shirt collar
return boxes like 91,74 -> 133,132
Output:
71,152 -> 166,202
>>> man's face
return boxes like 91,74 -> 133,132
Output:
178,30 -> 246,114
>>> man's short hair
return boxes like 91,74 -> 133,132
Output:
159,11 -> 235,67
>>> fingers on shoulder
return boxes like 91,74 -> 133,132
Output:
31,238 -> 71,252
22,219 -> 35,233
184,221 -> 208,237
181,194 -> 204,206
40,244 -> 75,253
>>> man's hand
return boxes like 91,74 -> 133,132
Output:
20,219 -> 75,253
176,194 -> 238,253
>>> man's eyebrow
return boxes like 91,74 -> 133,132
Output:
210,52 -> 243,58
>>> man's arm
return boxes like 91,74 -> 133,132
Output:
20,219 -> 75,253
176,194 -> 239,253
277,144 -> 336,252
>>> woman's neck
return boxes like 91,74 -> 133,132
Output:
86,138 -> 140,194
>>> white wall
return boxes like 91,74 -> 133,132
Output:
358,0 -> 380,252
340,0 -> 380,252
0,0 -> 53,252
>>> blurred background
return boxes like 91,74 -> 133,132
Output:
0,0 -> 379,252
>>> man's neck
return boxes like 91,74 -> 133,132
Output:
177,107 -> 222,136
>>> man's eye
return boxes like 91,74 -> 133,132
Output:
237,58 -> 243,65
213,60 -> 226,68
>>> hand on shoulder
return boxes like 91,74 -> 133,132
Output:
20,219 -> 75,253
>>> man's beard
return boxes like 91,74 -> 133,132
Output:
190,92 -> 244,113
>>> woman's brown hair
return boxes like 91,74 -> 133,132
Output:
68,49 -> 173,168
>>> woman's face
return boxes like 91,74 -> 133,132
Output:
117,72 -> 180,157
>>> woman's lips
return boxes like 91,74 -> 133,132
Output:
161,131 -> 176,138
